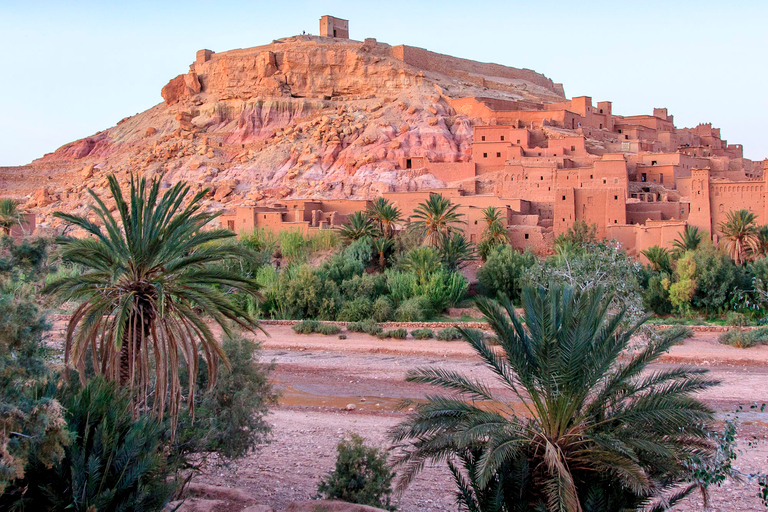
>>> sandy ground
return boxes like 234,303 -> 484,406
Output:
184,326 -> 768,511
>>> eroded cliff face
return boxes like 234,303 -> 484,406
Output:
3,35 -> 564,231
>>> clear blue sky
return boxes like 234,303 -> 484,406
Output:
1,0 -> 766,165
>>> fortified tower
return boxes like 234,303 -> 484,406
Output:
688,169 -> 712,235
319,15 -> 349,39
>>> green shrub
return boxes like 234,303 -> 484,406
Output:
344,236 -> 374,266
420,269 -> 468,313
293,319 -> 321,334
436,326 -> 463,341
292,320 -> 341,335
663,325 -> 694,344
347,319 -> 383,336
317,323 -> 342,335
725,311 -> 750,327
0,378 -> 177,511
378,328 -> 407,340
477,245 -> 536,304
323,253 -> 365,286
337,297 -> 374,322
643,274 -> 672,316
719,327 -> 768,348
385,270 -> 419,305
341,273 -> 388,301
371,296 -> 394,322
282,265 -> 341,320
395,296 -> 431,322
175,334 -> 275,460
410,328 -> 434,340
317,433 -> 394,510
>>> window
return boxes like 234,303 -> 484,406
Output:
483,153 -> 488,158
614,220 -> 617,223
651,160 -> 657,165
571,145 -> 576,151
500,135 -> 505,141
406,158 -> 412,169
614,195 -> 618,200
227,220 -> 235,230
602,179 -> 607,184
562,195 -> 566,200
590,174 -> 593,179
625,135 -> 629,140
618,129 -> 622,134
481,136 -> 486,141
525,233 -> 529,240
538,152 -> 541,156
474,220 -> 478,224
600,109 -> 603,113
540,176 -> 544,180
496,152 -> 501,158
599,123 -> 602,129
517,139 -> 521,144
659,174 -> 664,184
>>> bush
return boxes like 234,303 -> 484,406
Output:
477,245 -> 536,304
371,296 -> 394,322
725,311 -> 750,327
421,270 -> 469,313
643,274 -> 672,315
344,236 -> 374,266
292,320 -> 341,335
395,296 -> 431,322
0,378 -> 177,511
663,325 -> 694,344
378,328 -> 407,340
692,245 -> 738,313
317,323 -> 342,335
293,319 -> 321,334
175,334 -> 275,460
436,326 -> 463,341
282,265 -> 341,320
385,270 -> 419,305
337,297 -> 374,322
411,328 -> 434,340
340,273 -> 388,301
317,433 -> 395,510
347,319 -> 383,336
719,327 -> 768,349
323,253 -> 365,286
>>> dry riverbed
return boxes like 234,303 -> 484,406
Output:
183,326 -> 768,512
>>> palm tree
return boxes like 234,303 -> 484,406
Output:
0,198 -> 24,236
367,198 -> 402,239
641,245 -> 672,274
391,286 -> 717,512
338,211 -> 379,242
719,209 -> 759,266
410,193 -> 465,246
671,225 -> 703,256
754,225 -> 768,258
479,206 -> 510,260
438,232 -> 476,271
372,237 -> 394,269
399,247 -> 442,284
44,174 -> 263,433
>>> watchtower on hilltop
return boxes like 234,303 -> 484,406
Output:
319,15 -> 349,39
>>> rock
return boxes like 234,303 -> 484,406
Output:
344,403 -> 356,411
213,186 -> 233,201
185,482 -> 254,503
284,500 -> 388,512
145,127 -> 157,137
33,187 -> 52,207
189,160 -> 201,171
81,164 -> 95,179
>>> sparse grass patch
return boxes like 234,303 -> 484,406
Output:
719,327 -> 768,348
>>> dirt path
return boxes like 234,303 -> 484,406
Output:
191,327 -> 768,511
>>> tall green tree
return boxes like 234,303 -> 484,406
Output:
718,209 -> 759,266
478,206 -> 510,260
391,286 -> 717,512
338,211 -> 379,242
44,174 -> 262,433
0,199 -> 24,236
367,198 -> 402,239
672,225 -> 703,256
641,245 -> 673,274
410,193 -> 465,246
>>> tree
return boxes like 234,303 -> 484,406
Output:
410,193 -> 465,246
478,206 -> 509,260
437,232 -> 476,271
672,225 -> 703,256
367,198 -> 402,239
641,245 -> 673,274
477,245 -> 536,304
669,252 -> 696,314
755,225 -> 768,258
372,237 -> 394,269
553,219 -> 597,254
0,199 -> 24,236
391,286 -> 717,512
338,211 -> 379,242
719,209 -> 759,266
398,247 -> 442,284
44,174 -> 262,433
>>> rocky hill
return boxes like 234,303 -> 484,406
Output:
0,34 -> 565,231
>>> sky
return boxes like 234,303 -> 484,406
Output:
1,0 -> 766,166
